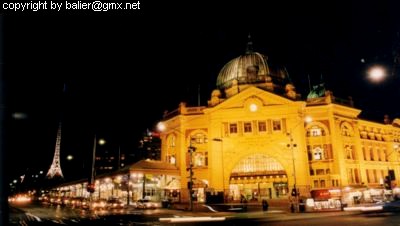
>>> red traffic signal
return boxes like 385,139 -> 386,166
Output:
87,183 -> 95,193
384,176 -> 392,190
291,188 -> 298,196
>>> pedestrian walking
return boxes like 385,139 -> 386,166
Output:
262,199 -> 269,211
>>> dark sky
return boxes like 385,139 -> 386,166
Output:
3,0 -> 400,183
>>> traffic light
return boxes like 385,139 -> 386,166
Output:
87,183 -> 95,193
389,170 -> 396,180
384,176 -> 392,190
187,181 -> 193,189
186,168 -> 194,176
291,188 -> 297,196
188,146 -> 196,153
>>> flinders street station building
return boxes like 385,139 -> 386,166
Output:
157,44 -> 400,211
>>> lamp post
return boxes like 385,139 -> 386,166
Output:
188,140 -> 196,211
287,132 -> 298,212
287,116 -> 312,213
212,138 -> 225,202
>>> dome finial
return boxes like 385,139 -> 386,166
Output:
246,33 -> 253,54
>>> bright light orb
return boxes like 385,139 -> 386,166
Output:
157,122 -> 166,132
98,139 -> 106,145
368,65 -> 387,83
12,112 -> 27,119
66,155 -> 74,160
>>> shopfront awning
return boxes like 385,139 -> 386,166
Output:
128,159 -> 180,175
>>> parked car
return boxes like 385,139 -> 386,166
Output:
382,200 -> 400,212
135,199 -> 161,209
91,199 -> 107,210
70,197 -> 90,209
106,198 -> 125,209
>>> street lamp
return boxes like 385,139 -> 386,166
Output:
212,138 -> 225,202
187,140 -> 196,211
367,65 -> 388,83
287,116 -> 312,212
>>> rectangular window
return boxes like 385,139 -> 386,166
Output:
345,145 -> 352,159
324,144 -> 333,159
362,146 -> 367,160
223,123 -> 229,137
310,128 -> 322,136
272,120 -> 281,131
354,168 -> 360,183
313,146 -> 323,160
314,180 -> 319,188
316,169 -> 325,175
193,152 -> 208,167
267,120 -> 272,133
370,147 -> 374,161
307,146 -> 312,161
351,145 -> 356,160
244,122 -> 252,133
169,155 -> 176,165
384,149 -> 388,161
348,168 -> 354,184
320,180 -> 326,188
258,121 -> 267,132
229,123 -> 238,134
373,169 -> 377,183
194,152 -> 204,167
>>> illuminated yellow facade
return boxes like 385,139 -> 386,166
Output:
158,48 -> 400,206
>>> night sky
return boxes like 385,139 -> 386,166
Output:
3,0 -> 400,185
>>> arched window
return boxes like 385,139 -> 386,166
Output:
341,122 -> 354,137
192,133 -> 208,144
167,135 -> 176,147
232,154 -> 284,173
170,155 -> 176,165
313,146 -> 324,160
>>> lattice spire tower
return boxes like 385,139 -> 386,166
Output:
46,122 -> 64,179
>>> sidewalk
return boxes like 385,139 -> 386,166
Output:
170,199 -> 291,212
165,201 -> 363,221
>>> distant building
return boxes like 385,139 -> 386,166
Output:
137,130 -> 161,161
95,142 -> 125,175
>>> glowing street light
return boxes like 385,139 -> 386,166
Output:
98,138 -> 106,145
287,115 -> 312,212
212,138 -> 225,201
367,65 -> 387,83
66,155 -> 74,161
157,122 -> 166,132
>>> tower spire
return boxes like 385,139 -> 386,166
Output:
46,121 -> 64,179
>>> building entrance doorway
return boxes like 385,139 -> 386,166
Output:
227,154 -> 288,201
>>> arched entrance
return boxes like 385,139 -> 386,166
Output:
228,154 -> 288,202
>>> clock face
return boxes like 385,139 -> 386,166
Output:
249,103 -> 258,112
